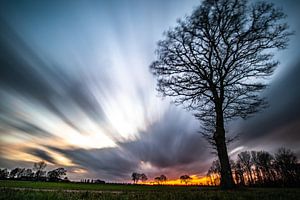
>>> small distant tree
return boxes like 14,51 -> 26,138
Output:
47,168 -> 67,182
274,148 -> 298,185
232,160 -> 245,186
131,172 -> 141,184
207,160 -> 221,186
0,169 -> 9,180
140,173 -> 148,182
154,174 -> 167,185
9,168 -> 22,179
94,179 -> 105,184
154,176 -> 161,184
33,161 -> 47,181
23,169 -> 34,179
159,174 -> 167,184
237,151 -> 253,185
256,151 -> 274,183
180,175 -> 192,185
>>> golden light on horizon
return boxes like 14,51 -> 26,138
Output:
143,175 -> 212,186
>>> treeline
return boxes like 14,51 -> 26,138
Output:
131,172 -> 195,185
207,148 -> 300,187
0,161 -> 68,182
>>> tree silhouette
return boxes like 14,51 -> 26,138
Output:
154,174 -> 167,185
274,148 -> 298,186
159,174 -> 167,184
131,172 -> 147,184
131,172 -> 140,184
140,173 -> 148,182
180,175 -> 192,185
237,151 -> 253,185
33,161 -> 47,181
207,160 -> 221,186
47,168 -> 67,182
9,168 -> 22,179
0,169 -> 9,180
150,0 -> 292,188
211,148 -> 300,187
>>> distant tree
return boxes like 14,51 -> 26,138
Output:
207,160 -> 221,186
140,173 -> 148,182
251,151 -> 263,184
154,175 -> 167,185
159,174 -> 167,184
237,151 -> 253,185
33,161 -> 47,181
154,177 -> 161,184
274,148 -> 298,186
0,168 -> 9,180
47,168 -> 67,182
16,168 -> 25,179
131,172 -> 142,184
9,168 -> 22,179
23,169 -> 34,179
94,179 -> 105,184
180,175 -> 192,185
150,0 -> 292,189
232,160 -> 245,186
256,151 -> 274,184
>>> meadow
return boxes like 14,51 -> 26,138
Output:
1,181 -> 300,200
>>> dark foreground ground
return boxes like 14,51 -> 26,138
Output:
0,180 -> 300,200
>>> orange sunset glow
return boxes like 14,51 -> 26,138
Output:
143,175 -> 212,186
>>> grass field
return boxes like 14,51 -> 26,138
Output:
0,180 -> 300,200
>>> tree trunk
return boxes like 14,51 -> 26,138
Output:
214,102 -> 235,189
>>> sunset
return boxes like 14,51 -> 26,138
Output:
0,0 -> 299,199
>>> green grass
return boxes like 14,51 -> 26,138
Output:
0,180 -> 300,200
0,180 -> 198,191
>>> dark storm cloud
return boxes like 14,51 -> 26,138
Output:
227,0 -> 300,154
47,146 -> 139,180
234,61 -> 300,151
119,108 -> 209,169
25,148 -> 56,164
0,118 -> 52,137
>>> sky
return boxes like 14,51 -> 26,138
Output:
0,0 -> 299,182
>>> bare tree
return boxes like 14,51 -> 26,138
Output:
9,168 -> 22,179
232,160 -> 245,186
256,151 -> 274,184
237,151 -> 253,185
159,174 -> 167,184
154,176 -> 161,184
131,172 -> 147,184
47,168 -> 67,182
274,148 -> 298,186
150,0 -> 291,188
180,175 -> 192,185
207,160 -> 221,186
154,174 -> 167,185
131,172 -> 140,184
0,168 -> 9,180
140,173 -> 148,182
33,161 -> 47,181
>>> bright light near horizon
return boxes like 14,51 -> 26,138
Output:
143,175 -> 212,186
